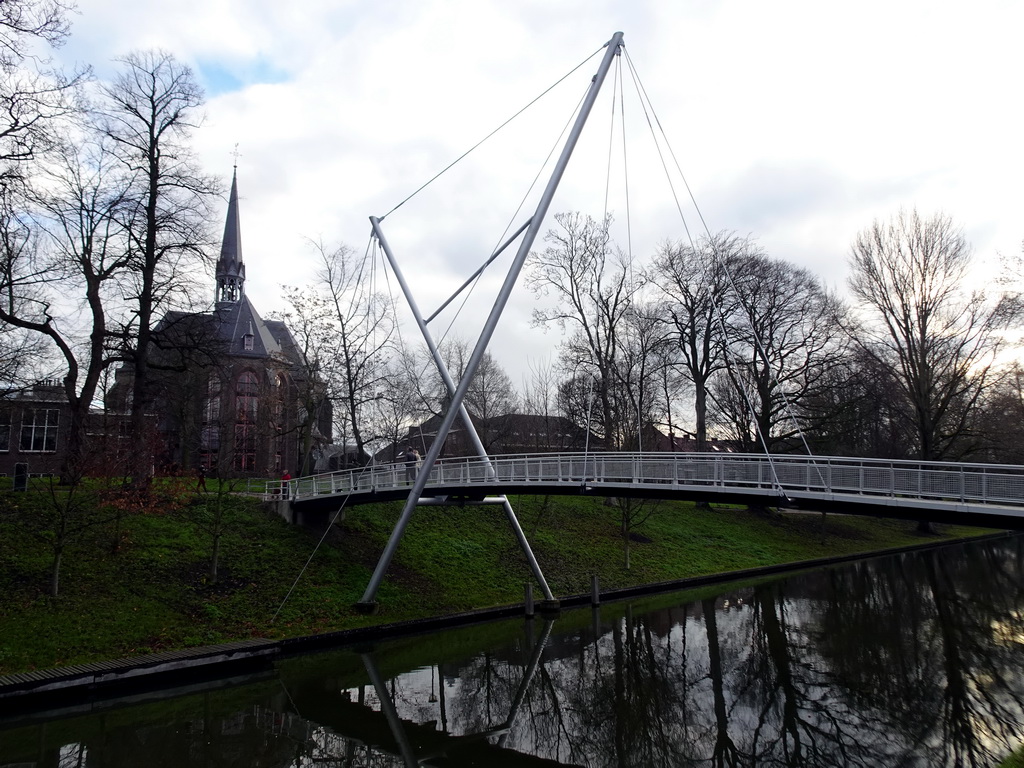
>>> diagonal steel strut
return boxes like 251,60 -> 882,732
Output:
369,215 -> 556,601
357,31 -> 625,610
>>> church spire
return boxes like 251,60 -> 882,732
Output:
216,166 -> 246,304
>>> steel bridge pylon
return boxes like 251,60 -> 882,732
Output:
354,32 -> 626,612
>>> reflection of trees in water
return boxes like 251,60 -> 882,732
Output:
20,539 -> 1024,766
816,538 -> 1024,767
431,538 -> 1024,766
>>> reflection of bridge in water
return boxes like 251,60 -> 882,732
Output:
284,620 -> 560,767
276,451 -> 1024,530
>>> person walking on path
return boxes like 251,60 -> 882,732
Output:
404,446 -> 420,483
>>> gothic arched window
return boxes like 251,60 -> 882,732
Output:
272,373 -> 287,471
234,372 -> 259,472
200,376 -> 222,468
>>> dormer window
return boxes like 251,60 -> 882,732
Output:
243,332 -> 254,351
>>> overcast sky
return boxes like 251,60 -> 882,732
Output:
51,0 -> 1024,383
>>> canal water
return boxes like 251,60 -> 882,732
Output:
3,535 -> 1024,767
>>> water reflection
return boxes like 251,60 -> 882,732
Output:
3,536 -> 1024,766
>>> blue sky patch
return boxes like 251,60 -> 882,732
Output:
198,57 -> 290,96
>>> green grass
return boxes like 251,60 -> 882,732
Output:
998,745 -> 1024,767
0,486 -> 994,675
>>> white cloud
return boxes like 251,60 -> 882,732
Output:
53,0 -> 1024,383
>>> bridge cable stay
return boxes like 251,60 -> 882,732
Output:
272,481 -> 362,622
581,374 -> 597,490
608,48 -> 645,453
273,227 -> 398,622
370,54 -> 594,455
273,231 -> 416,622
355,33 -> 627,611
370,82 -> 590,463
379,83 -> 590,405
622,49 -> 828,496
422,85 -> 591,335
618,52 -> 786,487
624,48 -> 826,470
378,46 -> 605,223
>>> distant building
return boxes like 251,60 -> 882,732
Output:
377,413 -> 734,463
0,381 -> 70,477
380,411 -> 600,462
0,379 -> 133,478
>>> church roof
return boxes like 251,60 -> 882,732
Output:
212,294 -> 283,359
155,168 -> 308,367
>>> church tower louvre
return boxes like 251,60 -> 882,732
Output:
216,167 -> 246,304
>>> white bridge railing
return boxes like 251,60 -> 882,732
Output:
265,452 -> 1024,515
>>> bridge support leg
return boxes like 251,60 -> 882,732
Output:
357,34 -> 623,610
501,497 -> 557,606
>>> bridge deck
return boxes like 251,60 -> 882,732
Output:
269,452 -> 1024,529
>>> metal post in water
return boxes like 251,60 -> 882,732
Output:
525,583 -> 535,618
591,574 -> 600,606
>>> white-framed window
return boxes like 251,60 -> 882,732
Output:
20,408 -> 59,452
0,410 -> 10,452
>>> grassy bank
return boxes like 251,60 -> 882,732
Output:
0,486 -> 993,675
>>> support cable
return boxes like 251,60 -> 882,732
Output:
622,50 -> 825,496
394,84 -> 594,394
380,46 -> 605,221
426,85 -> 592,344
271,488 -> 357,623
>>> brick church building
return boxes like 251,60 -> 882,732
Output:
0,170 -> 330,480
107,169 -> 332,477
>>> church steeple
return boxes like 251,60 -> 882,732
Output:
216,167 -> 246,304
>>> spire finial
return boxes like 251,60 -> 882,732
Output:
231,143 -> 242,170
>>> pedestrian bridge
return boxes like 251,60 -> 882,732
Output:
270,452 -> 1024,529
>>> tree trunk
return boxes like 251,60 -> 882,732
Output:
209,532 -> 220,583
50,545 -> 63,597
694,379 -> 708,451
622,518 -> 631,570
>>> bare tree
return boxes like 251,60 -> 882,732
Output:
415,335 -> 518,453
651,232 -> 753,450
278,241 -> 397,469
521,358 -> 559,427
98,50 -> 220,487
527,212 -> 644,449
848,209 -> 1020,461
0,136 -> 130,480
711,251 -> 850,453
970,364 -> 1024,464
317,241 -> 397,465
1,0 -> 86,181
372,349 -> 421,461
275,288 -> 337,473
798,344 -> 908,459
